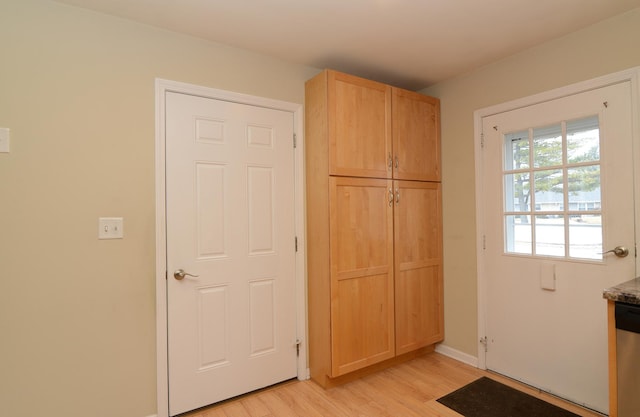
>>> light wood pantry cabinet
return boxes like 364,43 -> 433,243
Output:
305,69 -> 443,388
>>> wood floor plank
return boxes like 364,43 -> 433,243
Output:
183,352 -> 603,417
424,399 -> 465,417
254,391 -> 299,417
286,380 -> 352,417
363,372 -> 431,415
272,384 -> 332,417
235,394 -> 271,417
217,402 -> 250,417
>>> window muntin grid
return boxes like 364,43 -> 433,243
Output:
503,116 -> 602,260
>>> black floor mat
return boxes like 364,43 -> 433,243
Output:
436,377 -> 580,417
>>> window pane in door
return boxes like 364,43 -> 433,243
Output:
504,130 -> 529,170
567,116 -> 600,164
569,214 -> 602,259
504,173 -> 530,212
501,114 -> 605,262
534,170 -> 563,212
568,165 -> 601,210
535,215 -> 565,257
505,214 -> 531,254
533,124 -> 562,168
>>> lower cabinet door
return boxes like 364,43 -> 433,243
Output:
329,176 -> 395,376
394,180 -> 444,354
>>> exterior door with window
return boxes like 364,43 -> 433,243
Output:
482,81 -> 635,413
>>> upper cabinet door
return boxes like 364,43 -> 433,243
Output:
392,88 -> 441,181
328,71 -> 392,178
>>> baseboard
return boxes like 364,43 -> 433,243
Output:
435,343 -> 479,368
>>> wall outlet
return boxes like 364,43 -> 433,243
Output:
98,217 -> 124,239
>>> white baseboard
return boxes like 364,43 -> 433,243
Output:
435,344 -> 479,368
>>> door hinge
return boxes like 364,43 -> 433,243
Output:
295,236 -> 298,252
165,270 -> 168,280
483,235 -> 486,250
480,336 -> 488,352
296,339 -> 301,357
293,133 -> 297,148
480,132 -> 485,149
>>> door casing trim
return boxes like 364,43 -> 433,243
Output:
154,79 -> 308,417
474,66 -> 640,370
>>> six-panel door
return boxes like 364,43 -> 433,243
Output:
166,92 -> 298,415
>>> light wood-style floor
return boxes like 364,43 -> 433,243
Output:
182,352 -> 604,417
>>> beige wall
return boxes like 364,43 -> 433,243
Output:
0,1 -> 318,416
422,8 -> 640,357
3,0 -> 640,416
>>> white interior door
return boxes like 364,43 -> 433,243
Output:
482,81 -> 635,413
165,92 -> 298,416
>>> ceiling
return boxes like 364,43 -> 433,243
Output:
53,0 -> 640,90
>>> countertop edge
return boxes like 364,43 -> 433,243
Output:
603,277 -> 640,305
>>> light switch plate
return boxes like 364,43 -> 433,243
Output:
0,127 -> 10,153
98,217 -> 124,239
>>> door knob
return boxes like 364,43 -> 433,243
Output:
173,269 -> 199,280
601,246 -> 629,258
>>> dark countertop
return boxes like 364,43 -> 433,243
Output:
603,277 -> 640,305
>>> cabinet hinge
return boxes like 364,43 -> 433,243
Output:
293,133 -> 297,149
480,336 -> 488,352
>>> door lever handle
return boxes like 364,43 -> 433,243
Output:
174,269 -> 200,280
600,246 -> 629,258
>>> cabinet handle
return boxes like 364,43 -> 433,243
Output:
388,188 -> 394,207
395,156 -> 399,169
388,153 -> 393,170
395,188 -> 400,204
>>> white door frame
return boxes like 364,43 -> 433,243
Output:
155,79 -> 308,417
474,67 -> 640,369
